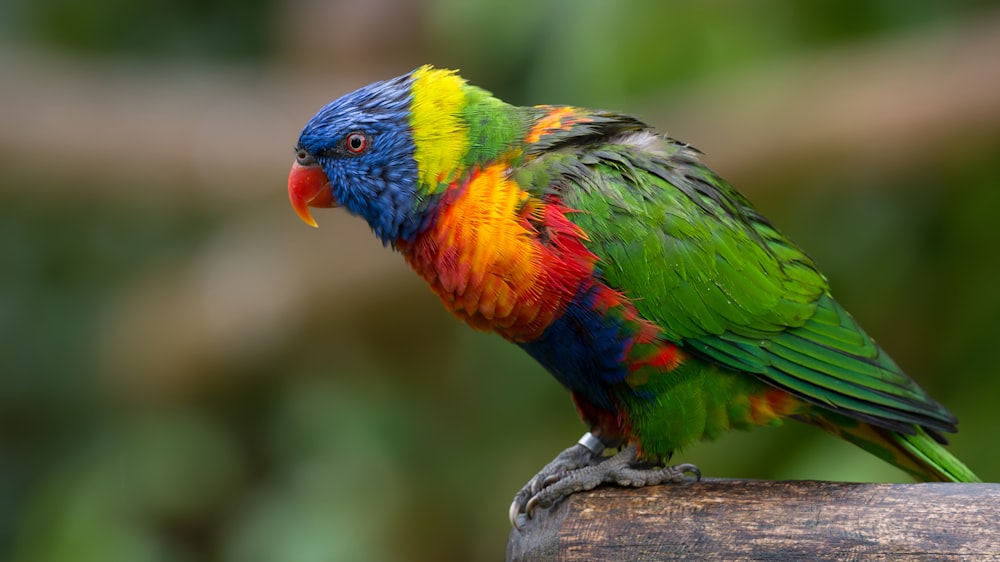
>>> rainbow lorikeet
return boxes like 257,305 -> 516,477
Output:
287,66 -> 979,527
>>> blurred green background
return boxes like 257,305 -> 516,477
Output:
2,1 -> 999,560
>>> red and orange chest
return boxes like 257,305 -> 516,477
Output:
397,163 -> 595,343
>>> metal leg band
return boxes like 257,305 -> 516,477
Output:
577,432 -> 606,455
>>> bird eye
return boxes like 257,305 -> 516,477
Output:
344,132 -> 368,154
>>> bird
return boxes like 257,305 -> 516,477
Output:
287,65 -> 980,528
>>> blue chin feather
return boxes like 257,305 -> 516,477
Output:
295,71 -> 427,245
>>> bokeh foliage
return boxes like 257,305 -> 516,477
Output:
1,1 -> 998,561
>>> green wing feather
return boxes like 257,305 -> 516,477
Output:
518,115 -> 958,438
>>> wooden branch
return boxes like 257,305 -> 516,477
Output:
506,480 -> 1000,561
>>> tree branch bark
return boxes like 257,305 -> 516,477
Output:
507,480 -> 1000,561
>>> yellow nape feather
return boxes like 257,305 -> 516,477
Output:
409,65 -> 470,191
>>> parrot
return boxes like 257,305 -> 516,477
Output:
287,65 -> 980,528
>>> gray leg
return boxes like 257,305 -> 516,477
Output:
509,433 -> 605,528
509,433 -> 700,529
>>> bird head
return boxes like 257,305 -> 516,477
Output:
288,65 -> 473,245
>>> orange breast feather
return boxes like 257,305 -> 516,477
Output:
400,164 -> 595,342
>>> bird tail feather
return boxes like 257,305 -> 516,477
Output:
799,410 -> 980,482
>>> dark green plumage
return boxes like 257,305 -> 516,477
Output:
514,113 -> 974,481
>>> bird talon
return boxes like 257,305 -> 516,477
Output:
680,463 -> 701,480
540,474 -> 562,488
509,498 -> 527,529
528,478 -> 543,495
524,495 -> 539,519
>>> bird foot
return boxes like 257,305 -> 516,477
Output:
509,433 -> 700,528
508,433 -> 605,528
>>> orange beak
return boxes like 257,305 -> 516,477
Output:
288,160 -> 336,227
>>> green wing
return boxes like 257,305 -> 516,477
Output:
518,121 -> 957,437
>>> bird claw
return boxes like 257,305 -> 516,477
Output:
509,433 -> 605,528
509,435 -> 701,529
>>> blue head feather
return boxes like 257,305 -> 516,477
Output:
296,72 -> 424,245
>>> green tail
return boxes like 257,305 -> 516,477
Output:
889,427 -> 981,482
802,409 -> 981,482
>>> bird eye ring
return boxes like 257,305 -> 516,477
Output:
344,132 -> 368,154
